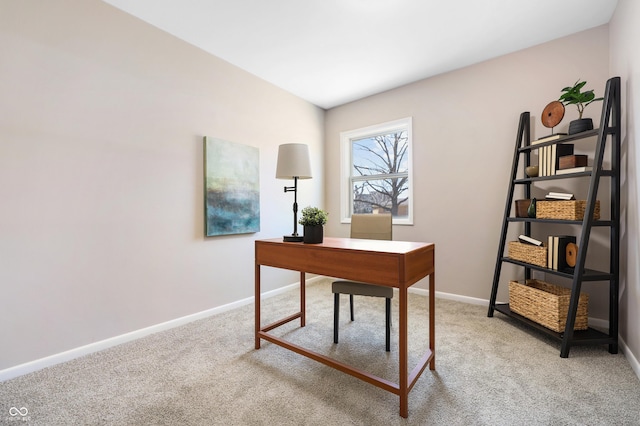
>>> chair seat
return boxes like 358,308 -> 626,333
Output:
332,281 -> 394,298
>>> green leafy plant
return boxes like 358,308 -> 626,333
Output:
299,206 -> 328,226
558,80 -> 603,119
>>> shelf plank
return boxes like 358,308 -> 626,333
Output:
493,304 -> 614,345
514,170 -> 614,183
500,257 -> 613,281
519,129 -> 599,153
507,217 -> 613,226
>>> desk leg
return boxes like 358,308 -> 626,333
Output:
429,271 -> 436,370
300,272 -> 306,327
399,286 -> 408,418
255,263 -> 261,349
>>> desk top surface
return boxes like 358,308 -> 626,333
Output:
256,237 -> 434,255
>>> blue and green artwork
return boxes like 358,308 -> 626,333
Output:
204,137 -> 260,236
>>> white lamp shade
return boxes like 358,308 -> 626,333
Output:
275,143 -> 312,179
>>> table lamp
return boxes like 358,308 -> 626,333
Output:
276,143 -> 312,242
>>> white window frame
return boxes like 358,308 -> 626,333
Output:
339,117 -> 413,225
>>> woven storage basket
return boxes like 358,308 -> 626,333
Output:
509,280 -> 588,332
536,200 -> 600,220
507,241 -> 547,268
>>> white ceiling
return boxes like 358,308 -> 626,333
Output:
102,0 -> 618,109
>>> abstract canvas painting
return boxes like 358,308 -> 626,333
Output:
204,137 -> 260,236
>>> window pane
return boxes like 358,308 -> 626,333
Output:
340,117 -> 413,225
352,177 -> 409,218
352,131 -> 408,177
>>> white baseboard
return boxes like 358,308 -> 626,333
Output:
0,277 -> 322,382
619,335 -> 640,379
408,287 -> 490,305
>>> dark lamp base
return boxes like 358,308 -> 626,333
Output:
283,235 -> 304,242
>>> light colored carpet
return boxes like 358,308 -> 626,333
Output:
1,279 -> 639,425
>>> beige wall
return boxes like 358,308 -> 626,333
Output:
610,0 -> 640,373
325,27 -> 611,313
0,0 -> 324,370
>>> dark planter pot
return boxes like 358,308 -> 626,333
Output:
568,118 -> 593,135
303,225 -> 323,244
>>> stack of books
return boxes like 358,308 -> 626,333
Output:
518,235 -> 543,246
532,134 -> 573,176
545,191 -> 575,200
556,154 -> 592,175
547,235 -> 577,271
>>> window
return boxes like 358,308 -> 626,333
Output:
340,117 -> 413,225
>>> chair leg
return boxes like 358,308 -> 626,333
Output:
385,297 -> 391,352
334,293 -> 339,344
349,294 -> 354,321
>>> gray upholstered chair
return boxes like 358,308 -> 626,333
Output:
332,214 -> 393,351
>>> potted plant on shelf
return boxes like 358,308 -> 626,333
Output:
299,206 -> 328,244
558,79 -> 604,134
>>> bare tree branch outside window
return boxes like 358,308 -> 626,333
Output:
351,131 -> 409,217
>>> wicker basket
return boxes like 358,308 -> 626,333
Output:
509,279 -> 588,332
536,200 -> 600,220
508,241 -> 547,268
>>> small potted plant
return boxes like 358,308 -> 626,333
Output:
558,79 -> 603,134
299,206 -> 328,244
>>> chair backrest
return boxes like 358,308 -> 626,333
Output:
350,214 -> 392,241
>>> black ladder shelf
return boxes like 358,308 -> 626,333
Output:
487,76 -> 621,358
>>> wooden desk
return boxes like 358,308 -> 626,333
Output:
254,237 -> 435,418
